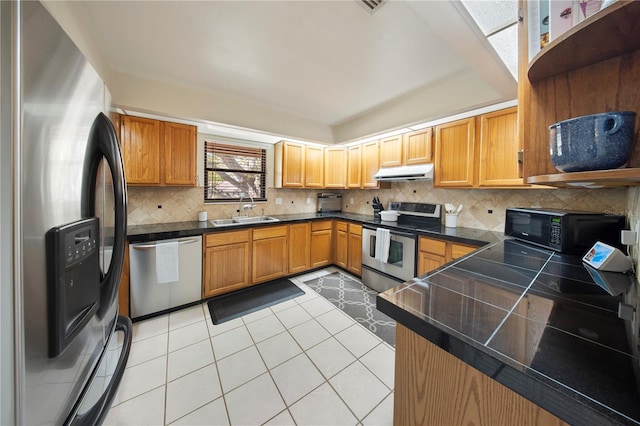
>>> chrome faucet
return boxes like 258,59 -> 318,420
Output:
236,193 -> 256,217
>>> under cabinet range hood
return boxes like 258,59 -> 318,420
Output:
373,164 -> 434,181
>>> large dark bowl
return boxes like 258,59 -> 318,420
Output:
549,111 -> 636,173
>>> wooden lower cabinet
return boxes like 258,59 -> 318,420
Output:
118,242 -> 130,317
394,324 -> 568,426
418,236 -> 479,275
252,225 -> 288,283
347,223 -> 362,276
289,222 -> 311,274
334,221 -> 362,276
203,230 -> 251,298
310,220 -> 333,268
334,221 -> 348,269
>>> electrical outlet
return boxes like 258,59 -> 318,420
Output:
275,198 -> 282,205
306,197 -> 311,205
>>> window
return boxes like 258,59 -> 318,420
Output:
204,141 -> 267,202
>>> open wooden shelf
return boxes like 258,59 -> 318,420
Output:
528,1 -> 640,83
527,168 -> 640,188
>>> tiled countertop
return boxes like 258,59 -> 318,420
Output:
377,239 -> 640,425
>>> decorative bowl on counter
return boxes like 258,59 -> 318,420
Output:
380,210 -> 400,222
548,111 -> 636,172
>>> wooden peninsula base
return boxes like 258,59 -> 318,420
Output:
393,324 -> 568,426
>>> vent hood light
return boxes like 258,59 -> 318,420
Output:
373,164 -> 434,181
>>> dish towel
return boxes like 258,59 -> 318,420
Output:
375,228 -> 391,263
156,241 -> 179,283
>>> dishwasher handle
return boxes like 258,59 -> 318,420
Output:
132,238 -> 200,250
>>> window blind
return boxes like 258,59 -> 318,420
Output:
204,141 -> 267,202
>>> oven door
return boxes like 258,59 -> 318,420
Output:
362,226 -> 417,282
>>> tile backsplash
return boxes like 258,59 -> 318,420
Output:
128,181 -> 628,232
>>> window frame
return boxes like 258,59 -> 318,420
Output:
204,141 -> 267,203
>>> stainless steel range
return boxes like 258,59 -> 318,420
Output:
362,202 -> 442,292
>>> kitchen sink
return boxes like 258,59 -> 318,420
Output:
210,216 -> 280,227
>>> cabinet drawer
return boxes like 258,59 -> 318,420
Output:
311,220 -> 333,231
420,237 -> 447,257
253,225 -> 288,240
206,230 -> 250,247
348,223 -> 362,236
336,221 -> 348,232
451,243 -> 477,260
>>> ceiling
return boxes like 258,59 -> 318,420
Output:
47,0 -> 517,144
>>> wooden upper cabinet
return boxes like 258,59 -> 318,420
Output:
434,117 -> 476,188
519,1 -> 640,188
478,107 -> 523,187
347,145 -> 362,189
120,116 -> 196,186
163,121 -> 197,186
275,141 -> 305,188
379,135 -> 403,167
120,116 -> 161,185
324,147 -> 347,189
403,128 -> 433,165
361,140 -> 380,189
305,145 -> 324,188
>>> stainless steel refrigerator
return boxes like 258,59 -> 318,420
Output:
2,1 -> 132,424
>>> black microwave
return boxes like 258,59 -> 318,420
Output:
505,207 -> 626,253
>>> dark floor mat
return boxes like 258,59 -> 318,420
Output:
207,279 -> 304,325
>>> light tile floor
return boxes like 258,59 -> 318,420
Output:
104,268 -> 395,425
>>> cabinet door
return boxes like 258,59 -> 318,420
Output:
434,117 -> 476,188
324,147 -> 347,189
203,242 -> 251,297
347,145 -> 362,189
380,135 -> 403,167
346,224 -> 362,276
288,222 -> 310,274
310,221 -> 333,268
305,145 -> 324,188
418,252 -> 446,275
121,116 -> 161,185
334,222 -> 348,269
252,226 -> 288,283
164,122 -> 197,186
361,141 -> 380,189
278,142 -> 305,188
478,107 -> 523,187
403,128 -> 433,165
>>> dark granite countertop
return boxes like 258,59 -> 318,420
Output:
378,239 -> 640,425
127,212 -> 502,246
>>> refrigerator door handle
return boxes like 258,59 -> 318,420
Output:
69,315 -> 133,426
81,112 -> 128,319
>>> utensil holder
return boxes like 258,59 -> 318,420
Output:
445,213 -> 458,228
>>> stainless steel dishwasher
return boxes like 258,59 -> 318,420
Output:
130,235 -> 202,319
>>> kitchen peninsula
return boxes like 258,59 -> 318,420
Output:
378,239 -> 640,425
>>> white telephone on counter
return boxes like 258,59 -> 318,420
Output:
582,241 -> 632,273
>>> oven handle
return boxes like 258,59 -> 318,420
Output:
363,225 -> 417,240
